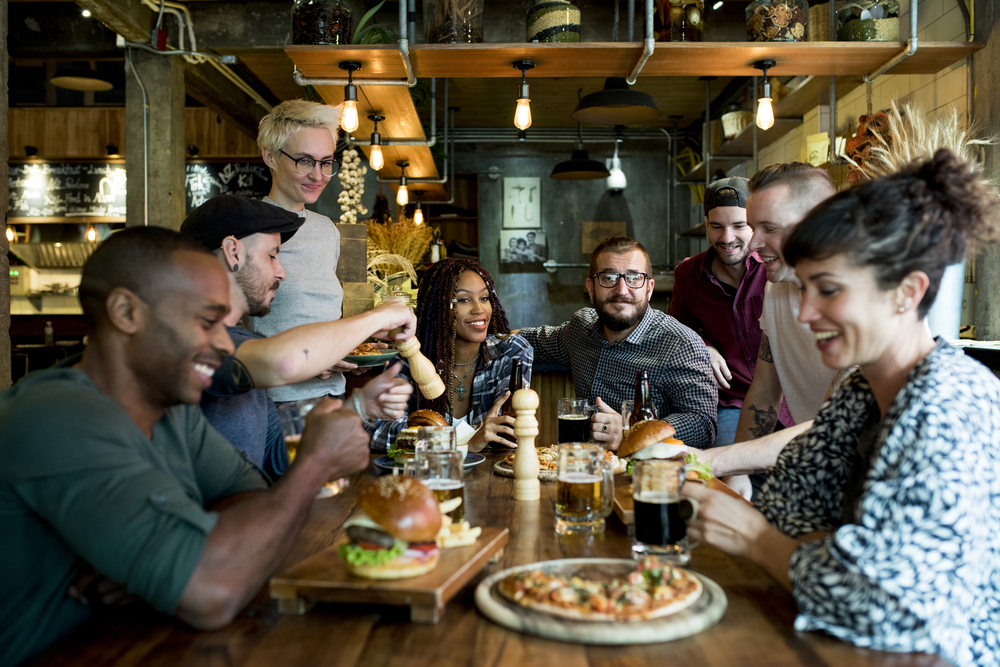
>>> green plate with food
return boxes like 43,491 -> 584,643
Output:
344,351 -> 399,368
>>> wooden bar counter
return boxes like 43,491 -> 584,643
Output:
32,452 -> 946,667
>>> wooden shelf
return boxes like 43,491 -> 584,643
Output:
287,41 -> 982,79
678,157 -> 748,183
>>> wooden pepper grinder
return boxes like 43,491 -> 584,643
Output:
512,388 -> 540,501
395,337 -> 446,400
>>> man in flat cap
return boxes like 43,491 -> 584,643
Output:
180,195 -> 417,476
669,178 -> 792,450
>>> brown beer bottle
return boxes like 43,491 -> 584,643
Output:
498,359 -> 524,444
631,369 -> 658,425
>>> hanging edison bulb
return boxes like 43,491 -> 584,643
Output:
86,225 -> 99,242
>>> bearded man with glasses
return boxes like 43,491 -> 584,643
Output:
250,99 -> 356,406
518,236 -> 718,450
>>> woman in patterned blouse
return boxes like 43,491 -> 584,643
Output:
683,149 -> 1000,667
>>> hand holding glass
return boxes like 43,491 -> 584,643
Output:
277,399 -> 349,498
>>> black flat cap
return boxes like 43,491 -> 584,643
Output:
180,195 -> 304,251
704,177 -> 750,215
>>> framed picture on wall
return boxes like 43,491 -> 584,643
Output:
503,177 -> 541,229
500,229 -> 547,264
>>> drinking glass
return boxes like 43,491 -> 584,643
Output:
554,443 -> 614,535
621,400 -> 634,434
557,398 -> 592,443
277,399 -> 349,498
631,459 -> 701,564
419,449 -> 466,522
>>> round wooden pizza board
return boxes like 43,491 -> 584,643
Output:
474,558 -> 727,644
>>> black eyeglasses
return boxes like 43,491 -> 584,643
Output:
279,150 -> 340,177
593,271 -> 650,289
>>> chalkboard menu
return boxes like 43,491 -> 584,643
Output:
185,161 -> 272,212
7,161 -> 273,220
8,162 -> 127,220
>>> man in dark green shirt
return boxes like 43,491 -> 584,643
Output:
0,227 -> 371,665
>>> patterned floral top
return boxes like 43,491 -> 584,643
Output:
756,339 -> 1000,667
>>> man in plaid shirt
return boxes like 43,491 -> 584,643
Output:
518,237 -> 718,450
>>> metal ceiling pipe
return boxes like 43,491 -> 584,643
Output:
626,0 -> 655,85
376,106 -> 454,185
865,0 -> 919,82
381,78 -> 445,147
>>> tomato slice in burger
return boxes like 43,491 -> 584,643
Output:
356,540 -> 387,551
408,543 -> 437,553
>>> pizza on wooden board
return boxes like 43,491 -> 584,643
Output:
497,556 -> 702,622
501,446 -> 624,474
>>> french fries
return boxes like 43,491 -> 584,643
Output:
435,498 -> 482,548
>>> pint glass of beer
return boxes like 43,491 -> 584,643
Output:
557,398 -> 592,443
277,399 -> 349,498
421,449 -> 466,522
631,459 -> 701,564
554,443 -> 614,535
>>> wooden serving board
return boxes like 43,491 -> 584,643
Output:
614,478 -> 751,525
475,558 -> 727,644
270,527 -> 509,623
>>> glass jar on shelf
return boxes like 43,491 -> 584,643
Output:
291,0 -> 354,45
425,0 -> 485,44
746,0 -> 808,42
837,0 -> 900,41
526,0 -> 581,43
653,0 -> 704,42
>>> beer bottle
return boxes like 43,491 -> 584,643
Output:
498,359 -> 524,444
631,370 -> 658,425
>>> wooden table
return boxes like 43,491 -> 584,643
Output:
32,453 -> 946,667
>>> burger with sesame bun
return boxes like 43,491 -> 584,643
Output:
619,420 -> 712,480
339,475 -> 442,579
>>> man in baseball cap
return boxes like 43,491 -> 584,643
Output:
180,195 -> 416,478
668,177 -> 791,458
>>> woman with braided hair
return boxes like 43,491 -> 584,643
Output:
682,149 -> 1000,666
368,259 -> 533,453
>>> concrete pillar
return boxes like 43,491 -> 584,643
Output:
972,2 -> 1000,340
125,49 -> 186,229
2,0 -> 11,389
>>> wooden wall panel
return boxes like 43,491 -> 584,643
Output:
7,107 -> 259,159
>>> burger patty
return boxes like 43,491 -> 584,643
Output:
346,524 -> 396,550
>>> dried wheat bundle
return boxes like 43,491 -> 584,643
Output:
367,212 -> 433,276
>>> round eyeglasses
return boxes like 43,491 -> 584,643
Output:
593,271 -> 650,289
280,150 -> 340,177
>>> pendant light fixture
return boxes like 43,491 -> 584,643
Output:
86,225 -> 99,242
512,60 -> 535,131
49,65 -> 113,92
339,61 -> 362,134
550,123 -> 610,180
396,161 -> 409,206
753,60 -> 776,131
6,226 -> 17,244
606,130 -> 627,192
571,77 -> 662,126
412,190 -> 425,225
367,114 -> 385,171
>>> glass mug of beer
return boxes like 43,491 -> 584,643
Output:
419,449 -> 466,522
417,425 -> 467,458
631,459 -> 701,564
554,443 -> 614,535
276,399 -> 349,498
557,398 -> 592,443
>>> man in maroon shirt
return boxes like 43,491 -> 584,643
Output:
668,178 -> 793,448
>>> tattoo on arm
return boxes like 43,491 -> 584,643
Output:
746,404 -> 778,438
758,334 -> 774,364
230,358 -> 255,392
303,349 -> 309,359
